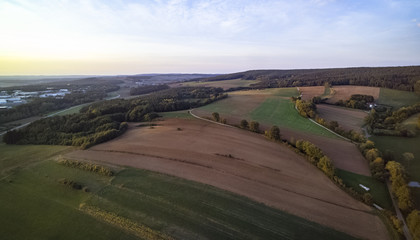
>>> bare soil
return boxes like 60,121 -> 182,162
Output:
299,86 -> 325,100
66,118 -> 388,240
327,86 -> 380,104
317,104 -> 368,133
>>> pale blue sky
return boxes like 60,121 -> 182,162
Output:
0,0 -> 419,74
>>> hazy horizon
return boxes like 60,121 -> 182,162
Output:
1,0 -> 419,75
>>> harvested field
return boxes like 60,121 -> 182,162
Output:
316,104 -> 368,133
194,89 -> 371,176
66,118 -> 388,240
299,86 -> 325,100
326,86 -> 380,104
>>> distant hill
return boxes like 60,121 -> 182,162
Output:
196,66 -> 420,92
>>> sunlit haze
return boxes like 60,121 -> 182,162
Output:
1,0 -> 419,75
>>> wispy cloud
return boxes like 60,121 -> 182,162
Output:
0,0 -> 419,74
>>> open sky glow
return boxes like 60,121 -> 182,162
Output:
1,0 -> 419,75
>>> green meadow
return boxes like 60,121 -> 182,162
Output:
378,88 -> 420,109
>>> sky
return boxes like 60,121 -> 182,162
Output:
0,0 -> 419,75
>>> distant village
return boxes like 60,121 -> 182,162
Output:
0,88 -> 71,109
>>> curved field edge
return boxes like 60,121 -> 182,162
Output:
249,97 -> 340,139
0,143 -> 357,240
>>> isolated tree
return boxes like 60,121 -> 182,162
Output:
402,152 -> 415,168
212,112 -> 220,122
267,125 -> 281,141
240,119 -> 249,129
249,121 -> 260,133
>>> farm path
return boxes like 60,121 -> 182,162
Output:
387,181 -> 412,240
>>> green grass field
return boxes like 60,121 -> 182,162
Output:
378,88 -> 420,109
335,169 -> 393,210
0,144 -> 357,239
197,88 -> 338,139
370,135 -> 420,208
250,97 -> 339,138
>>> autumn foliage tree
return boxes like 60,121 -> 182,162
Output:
407,209 -> 420,240
386,161 -> 414,211
249,121 -> 260,133
266,126 -> 281,141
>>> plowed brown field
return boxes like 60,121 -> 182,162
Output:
327,86 -> 380,104
317,104 -> 368,133
299,86 -> 325,100
66,118 -> 388,240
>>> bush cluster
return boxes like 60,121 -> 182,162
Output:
58,158 -> 113,176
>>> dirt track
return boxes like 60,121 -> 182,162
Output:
66,118 -> 388,240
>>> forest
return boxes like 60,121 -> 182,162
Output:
3,87 -> 226,148
366,103 -> 420,137
129,84 -> 169,96
197,66 -> 420,92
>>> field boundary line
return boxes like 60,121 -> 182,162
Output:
293,104 -> 351,142
189,109 -> 235,128
307,118 -> 351,142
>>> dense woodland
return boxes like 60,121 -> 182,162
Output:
3,87 -> 226,148
0,91 -> 111,124
198,66 -> 420,92
129,84 -> 169,96
0,78 -> 122,92
366,103 -> 420,137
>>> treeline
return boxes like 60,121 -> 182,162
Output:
0,91 -> 109,124
365,103 -> 420,137
336,94 -> 374,110
198,66 -> 420,92
386,161 -> 413,211
295,99 -> 316,118
0,78 -> 122,93
3,87 -> 227,148
129,84 -> 170,96
295,140 -> 335,178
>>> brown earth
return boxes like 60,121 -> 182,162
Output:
66,118 -> 388,240
193,93 -> 371,176
327,86 -> 380,104
317,104 -> 368,133
299,86 -> 325,100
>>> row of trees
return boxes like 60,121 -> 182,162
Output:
3,87 -> 227,149
386,161 -> 414,212
295,140 -> 335,178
